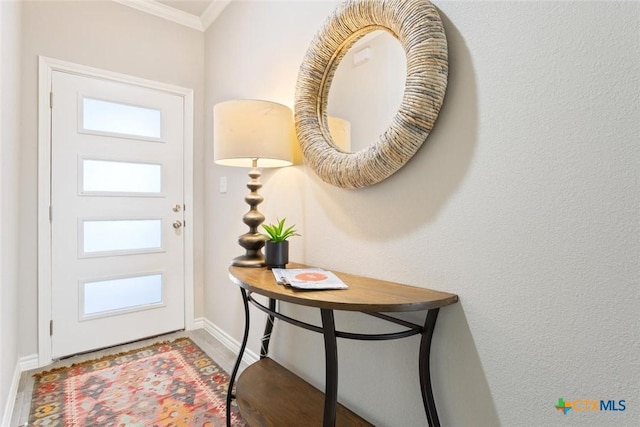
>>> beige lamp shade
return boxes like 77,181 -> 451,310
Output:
327,116 -> 351,152
214,99 -> 294,168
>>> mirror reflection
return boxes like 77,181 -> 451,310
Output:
327,30 -> 407,153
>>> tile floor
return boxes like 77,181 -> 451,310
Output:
10,329 -> 245,427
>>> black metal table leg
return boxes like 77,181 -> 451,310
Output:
321,309 -> 338,427
260,298 -> 276,358
419,308 -> 440,427
226,288 -> 251,427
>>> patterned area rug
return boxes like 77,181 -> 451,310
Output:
29,337 -> 247,426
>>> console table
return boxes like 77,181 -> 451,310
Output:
225,263 -> 458,427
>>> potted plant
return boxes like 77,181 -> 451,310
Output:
262,218 -> 300,269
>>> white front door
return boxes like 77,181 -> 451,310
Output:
49,70 -> 186,358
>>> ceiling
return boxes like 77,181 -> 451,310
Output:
156,0 -> 213,16
114,0 -> 231,31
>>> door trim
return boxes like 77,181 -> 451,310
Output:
37,56 -> 195,367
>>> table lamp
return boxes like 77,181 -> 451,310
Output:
327,116 -> 351,152
213,99 -> 294,267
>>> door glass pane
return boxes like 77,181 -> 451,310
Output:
83,274 -> 163,316
82,97 -> 161,138
83,219 -> 162,254
82,159 -> 162,194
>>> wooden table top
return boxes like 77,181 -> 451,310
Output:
228,262 -> 458,312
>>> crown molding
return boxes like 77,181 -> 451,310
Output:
114,0 -> 230,32
201,1 -> 231,31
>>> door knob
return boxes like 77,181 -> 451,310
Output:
172,220 -> 183,229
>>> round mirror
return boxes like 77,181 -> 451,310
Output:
327,30 -> 406,153
294,0 -> 448,189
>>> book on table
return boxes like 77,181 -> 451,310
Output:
271,268 -> 348,290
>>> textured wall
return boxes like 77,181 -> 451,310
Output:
0,2 -> 22,423
0,0 -> 22,422
205,1 -> 639,426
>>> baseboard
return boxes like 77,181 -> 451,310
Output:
19,354 -> 39,372
193,317 -> 205,330
1,354 -> 40,426
195,317 -> 259,365
1,361 -> 21,427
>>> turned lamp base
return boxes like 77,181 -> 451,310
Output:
233,159 -> 267,268
232,254 -> 266,268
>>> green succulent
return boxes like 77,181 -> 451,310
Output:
261,218 -> 300,242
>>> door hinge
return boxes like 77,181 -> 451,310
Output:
49,320 -> 53,336
49,206 -> 52,222
49,91 -> 53,109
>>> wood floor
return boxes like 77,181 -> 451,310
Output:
10,329 -> 245,427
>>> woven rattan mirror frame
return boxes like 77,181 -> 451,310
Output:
294,0 -> 448,189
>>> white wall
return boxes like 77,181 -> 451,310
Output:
0,0 -> 23,422
205,1 -> 639,426
19,1 -> 205,357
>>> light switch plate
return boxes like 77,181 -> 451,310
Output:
219,176 -> 227,193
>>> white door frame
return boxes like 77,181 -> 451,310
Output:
37,56 -> 195,367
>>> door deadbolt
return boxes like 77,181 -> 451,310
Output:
172,204 -> 182,212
